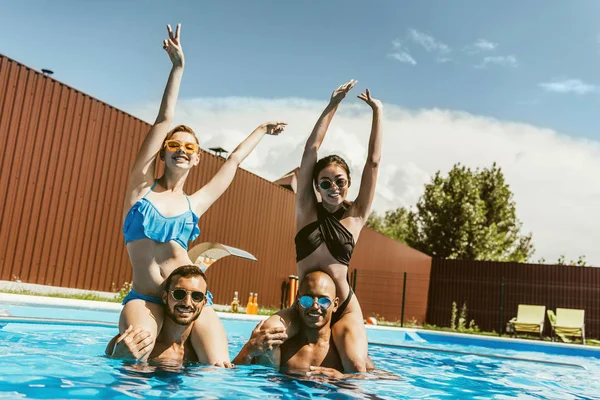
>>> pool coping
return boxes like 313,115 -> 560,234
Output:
383,327 -> 600,354
0,292 -> 267,321
0,280 -> 119,300
2,292 -> 600,355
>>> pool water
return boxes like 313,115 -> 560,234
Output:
1,305 -> 599,399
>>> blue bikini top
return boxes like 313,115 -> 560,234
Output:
122,181 -> 200,250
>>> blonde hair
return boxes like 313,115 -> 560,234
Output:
160,125 -> 201,160
164,125 -> 199,146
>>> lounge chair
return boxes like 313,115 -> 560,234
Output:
547,310 -> 568,343
509,304 -> 546,339
549,308 -> 585,345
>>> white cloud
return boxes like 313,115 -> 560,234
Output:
130,97 -> 600,265
436,57 -> 452,64
408,29 -> 451,54
474,38 -> 497,51
387,52 -> 417,65
387,39 -> 417,65
464,39 -> 498,54
539,79 -> 597,95
475,55 -> 518,68
392,38 -> 403,48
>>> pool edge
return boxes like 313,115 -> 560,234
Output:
3,292 -> 600,356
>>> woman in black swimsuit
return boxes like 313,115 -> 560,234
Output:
260,80 -> 382,372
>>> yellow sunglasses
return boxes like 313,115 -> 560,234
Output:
163,139 -> 199,155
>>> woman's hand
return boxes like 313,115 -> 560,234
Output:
330,79 -> 357,105
163,23 -> 184,68
357,88 -> 382,110
259,121 -> 287,136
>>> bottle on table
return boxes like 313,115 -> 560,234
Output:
245,292 -> 254,314
252,293 -> 259,315
231,291 -> 239,313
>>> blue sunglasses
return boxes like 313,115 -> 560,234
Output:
298,295 -> 333,310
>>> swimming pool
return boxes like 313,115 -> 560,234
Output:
1,294 -> 599,399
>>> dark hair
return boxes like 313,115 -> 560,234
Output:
160,125 -> 200,160
164,265 -> 208,292
312,155 -> 351,186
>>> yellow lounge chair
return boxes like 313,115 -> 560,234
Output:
550,308 -> 585,345
509,304 -> 546,339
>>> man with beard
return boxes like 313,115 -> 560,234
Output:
233,271 -> 353,377
106,265 -> 230,366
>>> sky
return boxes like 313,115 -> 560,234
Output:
2,1 -> 600,264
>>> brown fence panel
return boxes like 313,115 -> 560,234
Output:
350,229 -> 432,323
427,258 -> 600,339
0,55 -> 147,290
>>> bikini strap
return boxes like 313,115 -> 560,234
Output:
184,193 -> 192,210
143,180 -> 159,198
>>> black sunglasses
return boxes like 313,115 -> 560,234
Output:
170,289 -> 206,303
318,178 -> 348,191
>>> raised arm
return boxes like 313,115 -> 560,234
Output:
189,121 -> 286,216
126,24 -> 185,198
296,80 -> 357,222
351,89 -> 383,221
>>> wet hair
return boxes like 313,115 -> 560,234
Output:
313,155 -> 351,187
160,125 -> 201,159
164,265 -> 208,292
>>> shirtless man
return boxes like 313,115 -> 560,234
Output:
233,271 -> 353,377
106,265 -> 230,366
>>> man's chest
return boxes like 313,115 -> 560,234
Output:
150,340 -> 198,363
281,341 -> 340,370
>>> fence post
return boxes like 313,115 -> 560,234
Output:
280,280 -> 288,310
401,272 -> 407,327
499,277 -> 505,336
287,275 -> 298,308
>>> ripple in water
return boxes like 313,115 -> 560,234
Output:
0,325 -> 599,399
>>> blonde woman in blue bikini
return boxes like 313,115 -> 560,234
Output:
107,24 -> 285,365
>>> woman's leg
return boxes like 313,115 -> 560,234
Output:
190,306 -> 231,366
331,296 -> 369,372
110,299 -> 164,361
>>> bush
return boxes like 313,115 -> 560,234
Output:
450,301 -> 480,333
450,301 -> 457,330
116,282 -> 132,303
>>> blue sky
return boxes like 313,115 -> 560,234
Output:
3,1 -> 600,264
3,0 -> 600,139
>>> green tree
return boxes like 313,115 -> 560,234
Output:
574,255 -> 588,266
406,163 -> 534,262
366,211 -> 384,233
367,208 -> 410,244
554,255 -> 587,266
